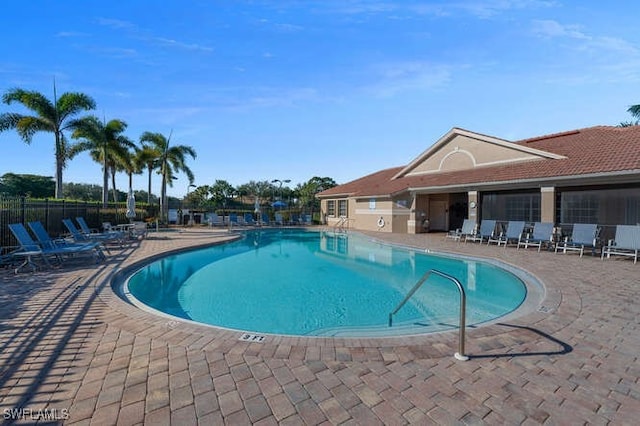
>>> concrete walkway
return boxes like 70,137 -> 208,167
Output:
0,228 -> 638,425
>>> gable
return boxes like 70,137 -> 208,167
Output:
394,128 -> 565,179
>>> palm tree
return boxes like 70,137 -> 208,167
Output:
0,85 -> 96,198
69,116 -> 136,207
620,104 -> 640,127
135,144 -> 162,205
139,131 -> 196,223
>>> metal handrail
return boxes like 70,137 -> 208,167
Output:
389,269 -> 469,361
333,216 -> 348,233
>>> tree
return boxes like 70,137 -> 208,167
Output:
209,180 -> 236,211
0,173 -> 55,197
619,103 -> 640,127
0,86 -> 96,198
139,131 -> 196,223
70,116 -> 136,207
135,144 -> 161,205
297,176 -> 337,220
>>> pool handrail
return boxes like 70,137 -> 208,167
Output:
389,269 -> 468,361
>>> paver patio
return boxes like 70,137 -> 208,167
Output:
0,227 -> 638,425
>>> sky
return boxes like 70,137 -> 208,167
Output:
1,1 -> 639,197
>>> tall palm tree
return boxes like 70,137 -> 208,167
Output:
139,131 -> 196,223
135,144 -> 162,205
0,85 -> 96,198
69,116 -> 136,207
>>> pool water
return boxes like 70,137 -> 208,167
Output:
126,229 -> 527,337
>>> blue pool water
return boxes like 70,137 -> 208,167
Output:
126,229 -> 527,337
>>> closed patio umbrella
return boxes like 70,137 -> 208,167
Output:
126,189 -> 136,220
254,198 -> 261,213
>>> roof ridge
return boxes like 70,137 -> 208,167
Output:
516,125 -> 618,144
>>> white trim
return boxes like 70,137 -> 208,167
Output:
393,127 -> 566,180
437,149 -> 476,171
406,156 -> 546,177
540,187 -> 556,193
407,169 -> 640,193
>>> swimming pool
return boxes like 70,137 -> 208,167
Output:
125,229 -> 528,337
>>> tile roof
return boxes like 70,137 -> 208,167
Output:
318,125 -> 640,198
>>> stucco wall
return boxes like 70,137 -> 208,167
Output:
407,134 -> 542,175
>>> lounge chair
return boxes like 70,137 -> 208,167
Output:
63,218 -> 124,248
446,219 -> 476,242
243,213 -> 258,226
555,223 -> 599,257
518,222 -> 554,252
601,225 -> 640,264
228,213 -> 240,227
77,217 -> 124,239
9,223 -> 104,272
466,219 -> 496,244
28,221 -> 106,260
130,221 -> 148,239
274,213 -> 284,226
301,214 -> 312,226
488,221 -> 525,247
260,213 -> 271,226
289,213 -> 300,225
207,213 -> 224,227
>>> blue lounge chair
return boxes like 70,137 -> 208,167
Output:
28,221 -> 106,260
63,218 -> 124,248
301,214 -> 313,226
517,222 -> 554,252
228,213 -> 240,227
9,223 -> 104,272
601,225 -> 640,264
467,220 -> 496,244
274,213 -> 284,226
207,213 -> 224,227
260,213 -> 271,226
488,221 -> 525,247
243,213 -> 258,226
77,217 -> 124,239
555,223 -> 599,257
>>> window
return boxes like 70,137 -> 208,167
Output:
560,187 -> 640,225
338,200 -> 348,217
327,200 -> 336,217
481,192 -> 541,222
369,198 -> 376,210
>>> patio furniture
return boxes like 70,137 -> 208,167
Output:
555,223 -> 599,257
601,225 -> 640,264
63,218 -> 124,248
488,221 -> 525,247
466,220 -> 496,244
28,221 -> 106,261
446,219 -> 476,242
517,222 -> 555,252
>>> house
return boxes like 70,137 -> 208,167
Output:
317,126 -> 640,236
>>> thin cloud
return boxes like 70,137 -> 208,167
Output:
153,37 -> 214,52
531,19 -> 638,54
531,19 -> 589,39
56,31 -> 91,38
96,17 -> 214,53
366,62 -> 452,97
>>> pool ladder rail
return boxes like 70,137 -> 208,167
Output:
389,269 -> 469,361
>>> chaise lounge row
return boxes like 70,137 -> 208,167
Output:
449,219 -> 639,263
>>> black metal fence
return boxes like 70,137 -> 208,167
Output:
0,195 -> 157,249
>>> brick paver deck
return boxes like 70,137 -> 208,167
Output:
0,228 -> 638,425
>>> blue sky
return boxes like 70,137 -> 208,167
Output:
1,1 -> 639,197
